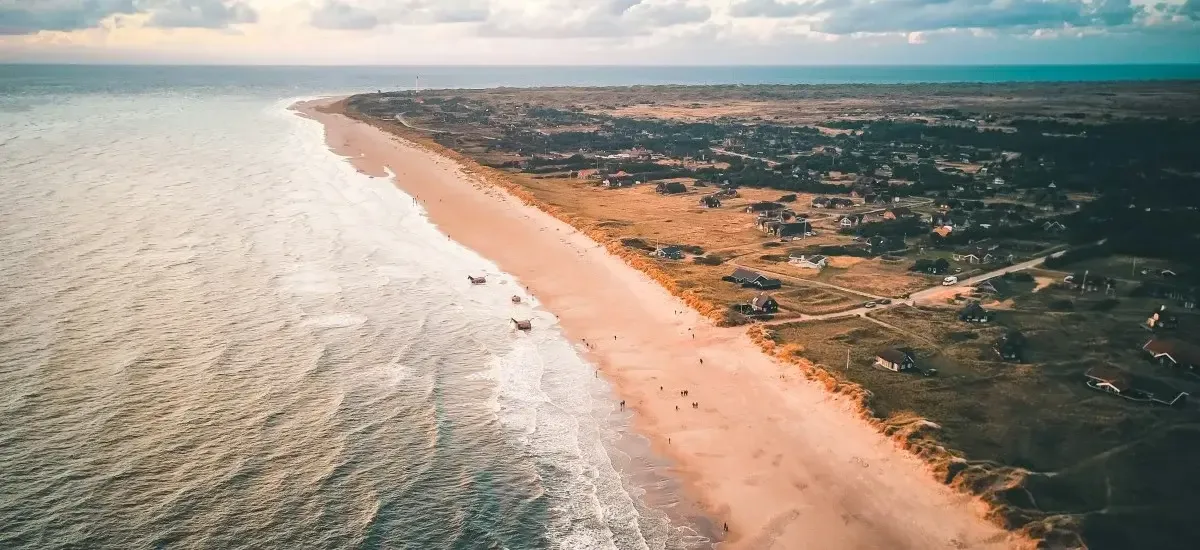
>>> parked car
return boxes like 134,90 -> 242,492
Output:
878,298 -> 892,305
864,301 -> 877,308
943,276 -> 958,286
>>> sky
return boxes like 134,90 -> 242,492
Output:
1,0 -> 1198,65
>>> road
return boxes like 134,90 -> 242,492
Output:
394,113 -> 445,133
710,147 -> 780,167
756,250 -> 1064,326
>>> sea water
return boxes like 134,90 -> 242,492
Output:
0,71 -> 708,549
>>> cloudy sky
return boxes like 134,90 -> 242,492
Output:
1,0 -> 1198,64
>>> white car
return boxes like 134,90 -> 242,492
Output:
942,276 -> 958,286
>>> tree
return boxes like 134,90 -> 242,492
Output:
934,258 -> 951,273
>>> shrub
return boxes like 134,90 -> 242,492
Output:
1004,272 -> 1034,282
621,238 -> 654,251
694,254 -> 724,266
681,245 -> 705,255
1091,299 -> 1119,311
778,194 -> 798,203
1048,299 -> 1075,311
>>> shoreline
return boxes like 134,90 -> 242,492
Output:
295,97 -> 1017,549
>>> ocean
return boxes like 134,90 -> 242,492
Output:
0,64 -> 1195,550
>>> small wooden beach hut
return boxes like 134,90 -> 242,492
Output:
512,318 -> 532,331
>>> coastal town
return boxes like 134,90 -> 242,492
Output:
343,83 -> 1200,549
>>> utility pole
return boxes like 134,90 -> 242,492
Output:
1081,269 -> 1088,296
846,348 -> 851,370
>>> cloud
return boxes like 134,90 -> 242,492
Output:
729,0 -> 806,18
0,0 -> 257,34
0,1 -> 138,35
480,0 -> 710,38
142,0 -> 258,28
741,0 -> 1148,34
311,1 -> 378,29
309,0 -> 489,30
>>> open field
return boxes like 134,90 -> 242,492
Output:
774,294 -> 1200,549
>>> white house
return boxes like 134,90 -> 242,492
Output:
789,254 -> 829,270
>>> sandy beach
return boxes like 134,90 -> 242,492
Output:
295,98 -> 1015,550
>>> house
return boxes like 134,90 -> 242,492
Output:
789,253 -> 828,270
868,236 -> 905,255
654,246 -> 685,260
883,207 -> 914,220
699,195 -> 722,208
1067,273 -> 1116,293
1133,282 -> 1197,309
932,226 -> 954,238
976,278 -> 1012,297
749,293 -> 779,314
828,197 -> 856,209
959,302 -> 992,323
838,214 -> 864,229
875,349 -> 916,372
772,221 -> 812,238
656,181 -> 687,194
849,186 -> 871,199
727,268 -> 783,290
1085,365 -> 1134,396
1145,305 -> 1178,330
757,219 -> 782,234
1085,365 -> 1188,405
1043,220 -> 1067,232
1143,338 -> 1200,372
994,331 -> 1025,362
811,197 -> 831,208
746,201 -> 785,213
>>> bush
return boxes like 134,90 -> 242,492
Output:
1048,299 -> 1075,311
694,254 -> 724,266
1091,299 -> 1120,311
948,331 -> 979,342
760,254 -> 789,262
621,238 -> 654,251
681,245 -> 705,255
778,194 -> 798,203
762,242 -> 781,248
1004,272 -> 1034,282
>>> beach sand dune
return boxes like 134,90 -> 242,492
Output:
295,98 -> 1015,550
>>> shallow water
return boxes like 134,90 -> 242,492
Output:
0,76 -> 708,549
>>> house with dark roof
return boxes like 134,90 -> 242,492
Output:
828,197 -> 855,209
749,293 -> 779,314
656,182 -> 687,194
867,236 -> 905,255
810,197 -> 831,208
771,221 -> 811,238
959,302 -> 992,323
727,268 -> 782,290
699,195 -> 722,208
1143,338 -> 1200,372
975,278 -> 1012,297
1085,365 -> 1189,406
875,349 -> 916,372
883,207 -> 915,220
1066,273 -> 1116,293
653,246 -> 685,260
994,331 -> 1025,362
745,201 -> 785,213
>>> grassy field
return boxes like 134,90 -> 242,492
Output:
773,291 -> 1200,549
492,171 -> 928,315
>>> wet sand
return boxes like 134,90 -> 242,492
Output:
294,98 -> 1016,550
